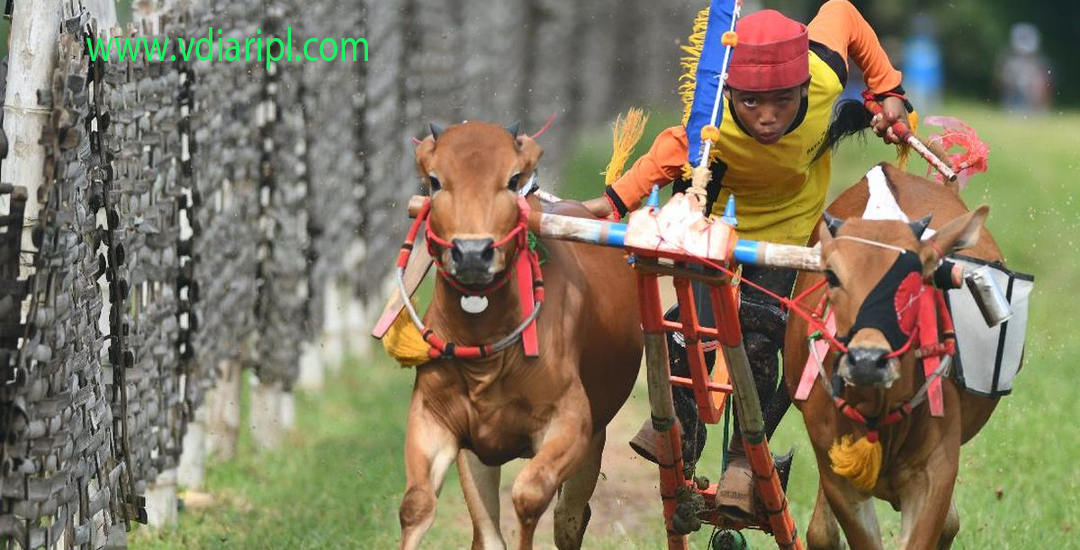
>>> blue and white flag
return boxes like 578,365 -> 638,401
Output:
686,0 -> 738,167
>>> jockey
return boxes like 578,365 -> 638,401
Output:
584,0 -> 914,517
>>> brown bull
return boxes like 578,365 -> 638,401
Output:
784,164 -> 1007,549
399,121 -> 643,550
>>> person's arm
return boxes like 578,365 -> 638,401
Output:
591,125 -> 688,218
808,0 -> 902,94
808,0 -> 909,144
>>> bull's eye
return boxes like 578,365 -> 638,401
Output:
824,269 -> 841,288
427,174 -> 442,193
508,173 -> 522,191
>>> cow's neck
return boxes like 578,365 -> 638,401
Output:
429,276 -> 526,350
835,354 -> 924,451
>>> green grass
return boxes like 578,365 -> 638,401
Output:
134,102 -> 1079,548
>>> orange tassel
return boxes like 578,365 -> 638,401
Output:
382,299 -> 430,367
829,434 -> 882,492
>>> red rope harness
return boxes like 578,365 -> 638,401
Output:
814,284 -> 957,437
424,197 -> 531,297
530,113 -> 557,139
397,196 -> 545,360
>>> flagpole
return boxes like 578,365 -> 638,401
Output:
689,0 -> 743,213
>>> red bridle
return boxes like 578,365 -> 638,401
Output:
423,195 -> 532,296
802,271 -> 958,442
395,195 -> 545,360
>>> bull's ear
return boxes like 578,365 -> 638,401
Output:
517,134 -> 544,175
414,135 -> 436,174
919,204 -> 988,275
817,219 -> 834,249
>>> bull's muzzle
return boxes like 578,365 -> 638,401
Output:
839,346 -> 900,388
447,237 -> 496,284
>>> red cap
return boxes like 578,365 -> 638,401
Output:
727,10 -> 810,92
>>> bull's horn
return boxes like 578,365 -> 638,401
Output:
429,123 -> 445,140
505,122 -> 520,137
823,211 -> 844,236
908,214 -> 933,238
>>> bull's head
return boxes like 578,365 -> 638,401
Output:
415,122 -> 542,287
818,205 -> 989,389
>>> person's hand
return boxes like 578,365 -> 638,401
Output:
870,96 -> 910,145
582,196 -> 619,220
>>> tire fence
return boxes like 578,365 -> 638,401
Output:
0,0 -> 695,548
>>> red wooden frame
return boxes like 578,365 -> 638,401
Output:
630,245 -> 803,550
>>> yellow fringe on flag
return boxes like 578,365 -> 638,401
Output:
828,435 -> 883,492
677,7 -> 721,180
383,299 -> 431,367
604,108 -> 650,185
895,110 -> 920,171
679,7 -> 711,127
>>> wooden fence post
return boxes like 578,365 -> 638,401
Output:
298,340 -> 325,391
177,404 -> 209,491
321,279 -> 347,374
206,360 -> 242,460
0,0 -> 60,282
144,469 -> 179,528
344,279 -> 370,359
249,376 -> 287,451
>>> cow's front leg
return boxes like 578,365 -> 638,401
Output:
895,440 -> 960,550
458,449 -> 506,550
806,482 -> 844,550
400,390 -> 460,550
938,499 -> 960,550
553,429 -> 605,550
818,464 -> 884,550
512,394 -> 592,550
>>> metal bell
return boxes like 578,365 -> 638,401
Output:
965,265 -> 1012,328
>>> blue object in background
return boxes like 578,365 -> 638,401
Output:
902,14 -> 943,114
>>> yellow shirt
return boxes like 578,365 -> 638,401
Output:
706,51 -> 842,245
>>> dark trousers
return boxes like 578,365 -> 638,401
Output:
667,264 -> 796,464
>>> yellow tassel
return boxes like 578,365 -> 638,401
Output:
679,7 -> 711,127
828,435 -> 883,492
896,110 -> 920,171
677,7 -> 730,179
382,299 -> 431,367
681,162 -> 694,181
604,108 -> 649,186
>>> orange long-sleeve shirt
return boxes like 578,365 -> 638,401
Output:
608,0 -> 902,244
